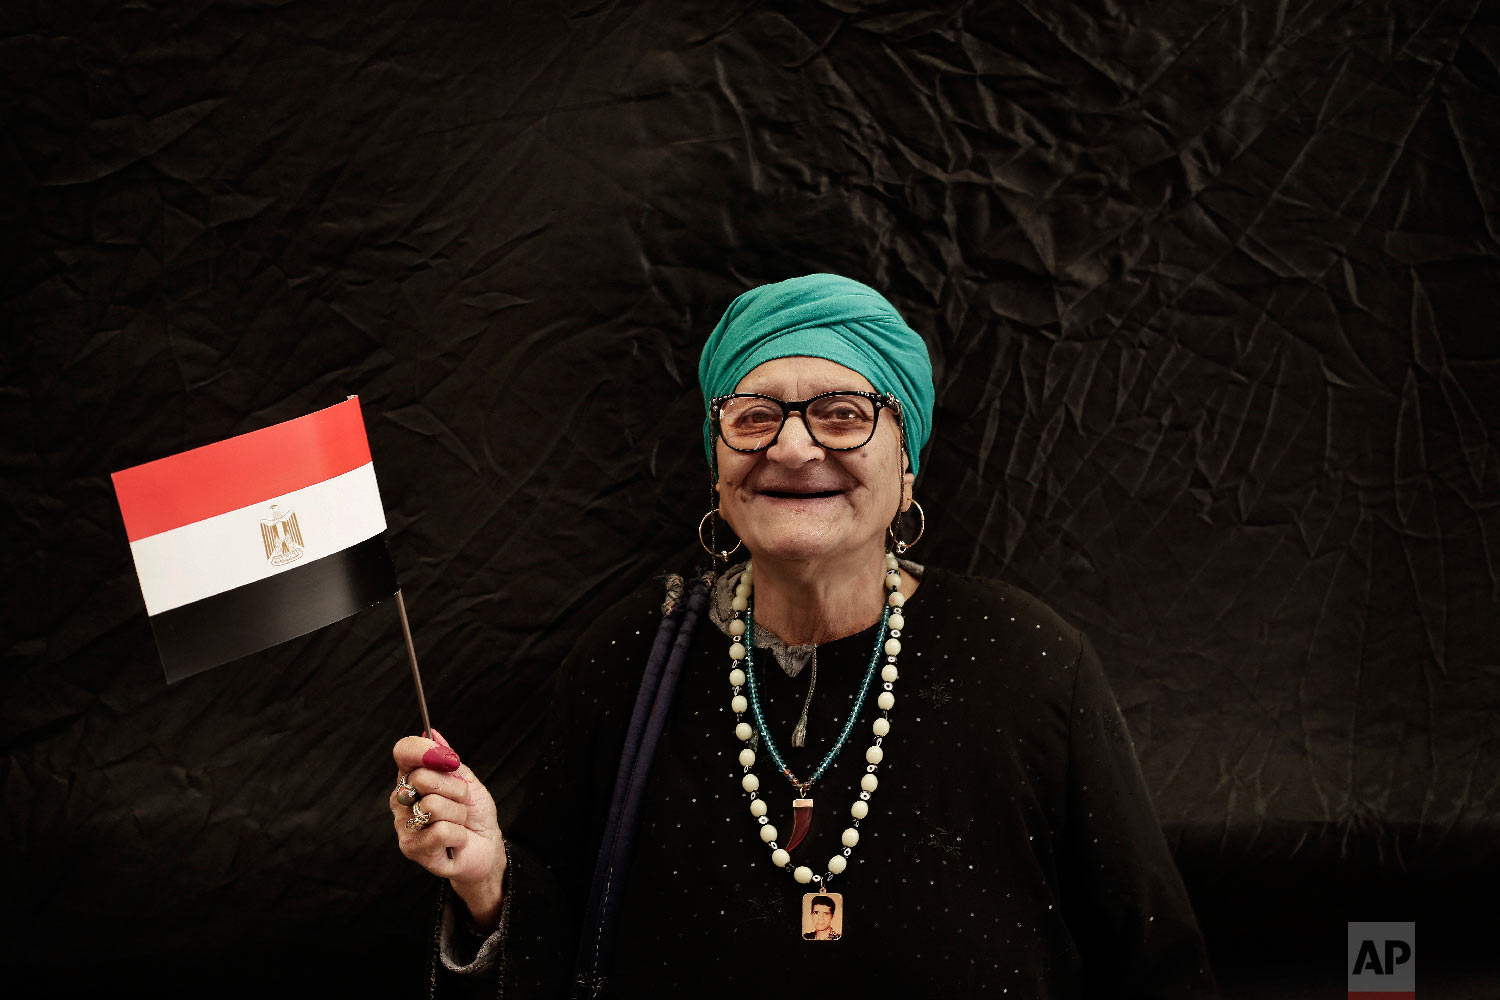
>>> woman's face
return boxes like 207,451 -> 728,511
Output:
714,356 -> 913,568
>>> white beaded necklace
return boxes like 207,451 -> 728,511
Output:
727,552 -> 908,938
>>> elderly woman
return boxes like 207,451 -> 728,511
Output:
390,275 -> 1218,997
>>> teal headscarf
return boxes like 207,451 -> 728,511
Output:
698,274 -> 935,474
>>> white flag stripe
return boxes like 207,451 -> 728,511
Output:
128,463 -> 387,616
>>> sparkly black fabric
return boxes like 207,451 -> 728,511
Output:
476,568 -> 1218,998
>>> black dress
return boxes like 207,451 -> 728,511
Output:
446,566 -> 1218,999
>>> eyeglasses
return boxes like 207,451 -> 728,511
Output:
711,390 -> 898,453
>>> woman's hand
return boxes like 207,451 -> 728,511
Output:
391,732 -> 507,930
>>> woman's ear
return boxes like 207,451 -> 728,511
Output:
899,447 -> 915,511
894,446 -> 918,512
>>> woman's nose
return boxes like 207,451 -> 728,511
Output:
766,413 -> 824,465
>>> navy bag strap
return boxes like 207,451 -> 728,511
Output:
573,572 -> 711,998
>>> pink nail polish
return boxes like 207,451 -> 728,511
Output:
429,728 -> 451,749
422,745 -> 461,771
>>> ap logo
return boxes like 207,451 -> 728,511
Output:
1348,922 -> 1414,999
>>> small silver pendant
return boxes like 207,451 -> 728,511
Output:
800,891 -> 844,941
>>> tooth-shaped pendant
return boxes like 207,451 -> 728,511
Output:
787,798 -> 813,850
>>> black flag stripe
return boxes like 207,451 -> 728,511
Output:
149,535 -> 398,682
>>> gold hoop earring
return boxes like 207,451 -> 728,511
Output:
698,508 -> 743,560
888,499 -> 925,554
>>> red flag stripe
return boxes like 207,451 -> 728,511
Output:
112,398 -> 372,541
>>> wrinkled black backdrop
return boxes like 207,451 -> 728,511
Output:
4,1 -> 1498,996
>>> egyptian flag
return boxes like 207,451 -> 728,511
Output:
112,398 -> 399,682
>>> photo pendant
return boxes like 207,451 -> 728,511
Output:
800,891 -> 844,942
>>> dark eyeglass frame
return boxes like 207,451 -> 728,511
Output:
710,390 -> 901,453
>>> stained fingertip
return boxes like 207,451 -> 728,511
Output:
422,745 -> 462,772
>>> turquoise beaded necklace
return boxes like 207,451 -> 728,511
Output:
743,598 -> 890,794
727,554 -> 909,898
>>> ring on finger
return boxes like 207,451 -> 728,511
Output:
395,772 -> 419,808
404,800 -> 432,831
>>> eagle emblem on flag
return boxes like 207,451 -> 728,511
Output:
260,505 -> 305,566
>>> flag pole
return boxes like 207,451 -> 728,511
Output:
394,589 -> 453,860
394,590 -> 434,739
